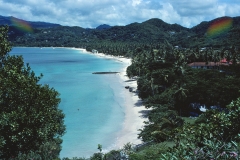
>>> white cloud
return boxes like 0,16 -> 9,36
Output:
132,0 -> 142,7
225,3 -> 240,15
157,3 -> 180,23
0,0 -> 239,28
169,0 -> 217,16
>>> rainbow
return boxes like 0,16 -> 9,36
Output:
206,17 -> 233,38
10,17 -> 33,33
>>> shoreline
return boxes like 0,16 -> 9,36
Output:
14,46 -> 149,152
77,48 -> 149,149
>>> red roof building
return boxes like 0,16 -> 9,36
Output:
188,61 -> 229,69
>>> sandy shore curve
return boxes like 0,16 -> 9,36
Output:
75,48 -> 150,149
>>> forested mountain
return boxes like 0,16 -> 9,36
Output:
2,15 -> 239,50
0,15 -> 61,28
96,24 -> 112,30
188,16 -> 240,47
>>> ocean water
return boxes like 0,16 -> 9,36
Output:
10,47 -> 127,158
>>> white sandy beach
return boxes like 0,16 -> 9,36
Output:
77,49 -> 149,149
39,47 -> 149,149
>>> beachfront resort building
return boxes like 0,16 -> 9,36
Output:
187,58 -> 231,69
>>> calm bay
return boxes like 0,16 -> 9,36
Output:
10,47 -> 127,158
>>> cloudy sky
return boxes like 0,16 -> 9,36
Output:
0,0 -> 240,28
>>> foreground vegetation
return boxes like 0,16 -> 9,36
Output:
0,26 -> 65,159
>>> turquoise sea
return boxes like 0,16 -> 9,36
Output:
10,47 -> 127,158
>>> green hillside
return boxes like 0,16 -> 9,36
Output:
3,16 -> 239,51
0,15 -> 61,28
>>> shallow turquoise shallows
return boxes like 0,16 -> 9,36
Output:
10,47 -> 127,158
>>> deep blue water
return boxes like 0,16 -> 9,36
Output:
10,47 -> 126,158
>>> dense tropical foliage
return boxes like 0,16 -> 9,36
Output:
126,42 -> 240,143
0,26 -> 65,159
3,16 -> 240,52
63,39 -> 240,159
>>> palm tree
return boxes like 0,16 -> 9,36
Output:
132,52 -> 145,76
202,48 -> 211,65
173,83 -> 188,116
212,49 -> 221,68
174,85 -> 188,101
150,77 -> 159,96
229,46 -> 240,65
160,72 -> 168,84
222,48 -> 232,64
151,113 -> 184,142
156,47 -> 167,63
161,114 -> 184,131
187,48 -> 199,68
174,61 -> 186,77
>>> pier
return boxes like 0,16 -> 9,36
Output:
92,72 -> 119,74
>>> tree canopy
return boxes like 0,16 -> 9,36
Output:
0,26 -> 65,159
